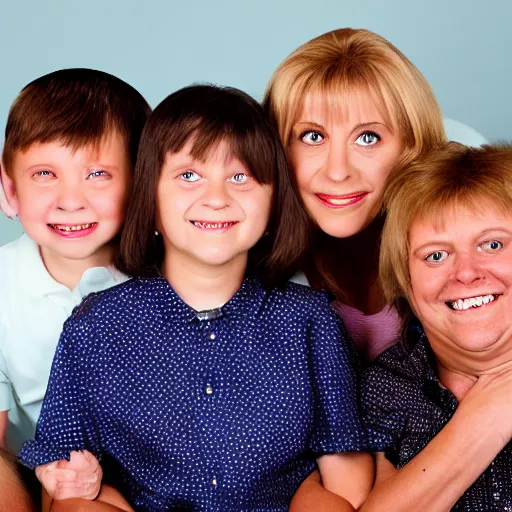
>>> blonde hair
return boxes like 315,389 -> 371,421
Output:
263,28 -> 446,166
380,142 -> 512,336
263,28 -> 446,302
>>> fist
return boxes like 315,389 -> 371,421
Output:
35,450 -> 102,501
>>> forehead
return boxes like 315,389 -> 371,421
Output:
11,130 -> 128,168
409,204 -> 512,245
295,86 -> 395,129
164,138 -> 242,167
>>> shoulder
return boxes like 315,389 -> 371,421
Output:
267,281 -> 335,319
0,235 -> 32,309
361,335 -> 434,407
0,234 -> 27,269
72,276 -> 168,320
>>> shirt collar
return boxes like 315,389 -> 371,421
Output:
16,234 -> 126,299
154,276 -> 265,323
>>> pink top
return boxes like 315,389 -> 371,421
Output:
333,302 -> 400,361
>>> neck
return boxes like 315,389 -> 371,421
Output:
162,251 -> 247,311
436,362 -> 477,401
306,215 -> 385,313
40,244 -> 114,290
426,326 -> 512,400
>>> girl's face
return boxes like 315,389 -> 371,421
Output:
288,90 -> 403,238
156,139 -> 272,272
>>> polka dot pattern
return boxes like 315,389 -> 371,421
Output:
20,277 -> 367,511
362,331 -> 512,510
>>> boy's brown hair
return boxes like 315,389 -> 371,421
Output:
118,84 -> 310,286
380,142 -> 512,340
2,68 -> 151,174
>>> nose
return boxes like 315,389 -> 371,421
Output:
324,142 -> 353,183
453,253 -> 484,285
201,179 -> 230,210
55,181 -> 86,212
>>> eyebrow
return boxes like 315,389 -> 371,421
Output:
411,228 -> 512,254
293,121 -> 390,132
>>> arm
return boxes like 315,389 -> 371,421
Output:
45,485 -> 134,512
318,452 -> 374,509
304,296 -> 373,508
290,451 -> 374,512
360,369 -> 512,511
0,410 -> 7,450
18,310 -> 102,471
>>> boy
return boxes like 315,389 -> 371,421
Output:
0,68 -> 150,510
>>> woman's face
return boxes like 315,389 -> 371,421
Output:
409,205 -> 512,361
288,90 -> 403,238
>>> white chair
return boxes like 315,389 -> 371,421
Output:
443,118 -> 488,147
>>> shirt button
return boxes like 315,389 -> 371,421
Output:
206,386 -> 214,395
209,333 -> 216,340
212,478 -> 217,487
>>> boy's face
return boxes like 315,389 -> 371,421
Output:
157,139 -> 271,272
5,131 -> 131,267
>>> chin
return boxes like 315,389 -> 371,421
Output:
315,219 -> 367,239
453,332 -> 504,353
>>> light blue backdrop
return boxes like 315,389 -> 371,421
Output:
1,0 -> 510,245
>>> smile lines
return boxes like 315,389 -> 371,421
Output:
448,294 -> 498,311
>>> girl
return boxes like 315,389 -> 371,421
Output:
264,28 -> 447,361
19,85 -> 373,511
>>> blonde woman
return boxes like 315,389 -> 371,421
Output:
264,28 -> 446,361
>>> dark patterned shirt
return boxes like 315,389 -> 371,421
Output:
362,331 -> 512,511
20,277 -> 367,512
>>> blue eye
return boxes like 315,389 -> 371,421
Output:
426,250 -> 448,263
180,171 -> 201,182
481,240 -> 503,252
355,131 -> 380,147
301,131 -> 324,145
87,169 -> 109,180
229,173 -> 249,184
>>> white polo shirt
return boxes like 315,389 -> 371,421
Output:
0,234 -> 128,453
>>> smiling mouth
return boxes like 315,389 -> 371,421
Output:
446,294 -> 500,311
316,192 -> 368,208
191,221 -> 238,230
48,223 -> 97,233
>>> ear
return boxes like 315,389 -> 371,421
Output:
0,162 -> 19,219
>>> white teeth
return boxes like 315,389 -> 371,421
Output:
451,294 -> 496,310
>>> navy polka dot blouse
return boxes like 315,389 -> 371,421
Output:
20,277 -> 368,511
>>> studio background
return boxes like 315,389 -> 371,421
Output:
1,0 -> 509,245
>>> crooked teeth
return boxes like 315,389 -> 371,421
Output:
52,223 -> 94,232
451,294 -> 496,311
193,221 -> 234,229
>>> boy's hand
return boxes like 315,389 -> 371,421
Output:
35,450 -> 102,501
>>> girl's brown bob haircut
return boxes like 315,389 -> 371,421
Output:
2,68 -> 151,174
118,84 -> 309,286
380,142 -> 512,339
